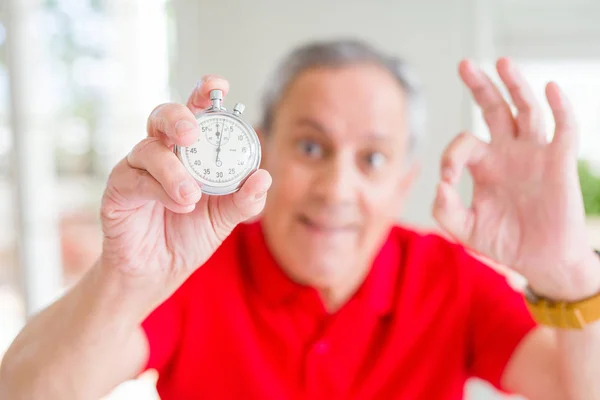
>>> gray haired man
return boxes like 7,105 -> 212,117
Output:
2,39 -> 600,400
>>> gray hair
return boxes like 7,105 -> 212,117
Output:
259,39 -> 426,155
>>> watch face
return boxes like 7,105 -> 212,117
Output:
177,112 -> 260,195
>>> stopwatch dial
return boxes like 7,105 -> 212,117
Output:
202,118 -> 231,146
185,115 -> 256,185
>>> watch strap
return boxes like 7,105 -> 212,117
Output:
524,250 -> 600,329
524,286 -> 600,329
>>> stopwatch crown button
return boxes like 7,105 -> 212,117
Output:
233,103 -> 245,115
210,89 -> 223,101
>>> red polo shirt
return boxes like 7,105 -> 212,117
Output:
142,221 -> 536,399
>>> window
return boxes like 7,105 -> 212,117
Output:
0,2 -> 22,366
473,60 -> 600,158
0,1 -> 170,398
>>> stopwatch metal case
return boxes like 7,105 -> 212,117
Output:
174,90 -> 261,196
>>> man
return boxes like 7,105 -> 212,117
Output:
1,40 -> 599,399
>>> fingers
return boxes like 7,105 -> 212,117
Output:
147,102 -> 200,147
496,57 -> 546,142
440,132 -> 488,185
215,169 -> 273,231
186,75 -> 230,114
231,169 -> 272,220
127,137 -> 202,206
547,81 -> 578,151
104,159 -> 197,214
459,59 -> 517,140
145,75 -> 229,147
434,132 -> 486,245
432,181 -> 475,245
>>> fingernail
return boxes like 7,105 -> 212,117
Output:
182,204 -> 196,213
465,61 -> 478,74
254,191 -> 267,201
175,120 -> 199,137
179,180 -> 200,198
442,167 -> 453,182
509,61 -> 523,79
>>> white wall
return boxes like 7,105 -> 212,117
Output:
492,0 -> 600,59
170,0 -> 483,228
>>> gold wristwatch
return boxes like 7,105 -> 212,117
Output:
524,284 -> 600,330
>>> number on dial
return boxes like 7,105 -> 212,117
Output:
184,115 -> 254,185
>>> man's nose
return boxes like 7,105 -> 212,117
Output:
312,155 -> 357,205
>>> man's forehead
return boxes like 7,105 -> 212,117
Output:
277,65 -> 409,139
287,64 -> 406,102
292,117 -> 395,142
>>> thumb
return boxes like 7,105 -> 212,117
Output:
432,181 -> 475,245
217,169 -> 272,231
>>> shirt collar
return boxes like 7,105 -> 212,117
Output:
241,221 -> 401,317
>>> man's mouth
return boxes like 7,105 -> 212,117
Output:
297,214 -> 358,234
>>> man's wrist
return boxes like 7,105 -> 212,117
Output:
528,250 -> 600,302
90,259 -> 165,325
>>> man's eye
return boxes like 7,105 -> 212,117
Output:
298,140 -> 323,158
365,152 -> 387,169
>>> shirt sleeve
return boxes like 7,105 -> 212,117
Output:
141,286 -> 187,374
463,251 -> 537,391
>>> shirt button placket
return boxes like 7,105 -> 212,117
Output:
306,338 -> 330,399
314,340 -> 329,355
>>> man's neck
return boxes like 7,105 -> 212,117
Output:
317,260 -> 372,313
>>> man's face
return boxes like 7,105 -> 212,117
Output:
261,64 -> 415,288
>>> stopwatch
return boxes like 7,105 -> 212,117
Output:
174,89 -> 261,196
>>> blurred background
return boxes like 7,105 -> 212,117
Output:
1,0 -> 600,399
